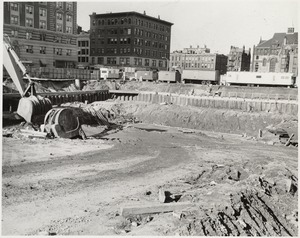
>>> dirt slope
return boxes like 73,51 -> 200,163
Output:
89,101 -> 297,139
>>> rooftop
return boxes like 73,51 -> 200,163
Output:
90,11 -> 173,26
257,32 -> 298,48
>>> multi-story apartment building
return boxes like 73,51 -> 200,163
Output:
227,46 -> 251,72
252,27 -> 298,76
89,11 -> 173,70
170,45 -> 228,75
3,2 -> 78,68
77,31 -> 90,68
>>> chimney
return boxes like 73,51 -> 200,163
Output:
190,45 -> 192,48
287,27 -> 294,34
158,15 -> 160,19
197,45 -> 199,48
144,11 -> 146,15
92,12 -> 96,15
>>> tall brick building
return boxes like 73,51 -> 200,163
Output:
227,46 -> 251,72
89,11 -> 173,70
3,2 -> 78,68
252,27 -> 298,76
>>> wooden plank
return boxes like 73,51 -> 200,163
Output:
120,202 -> 192,217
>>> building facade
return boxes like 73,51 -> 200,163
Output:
77,31 -> 90,68
3,2 -> 78,68
89,11 -> 173,70
227,46 -> 251,72
170,45 -> 228,75
252,27 -> 298,76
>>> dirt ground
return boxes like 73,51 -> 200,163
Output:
2,100 -> 298,236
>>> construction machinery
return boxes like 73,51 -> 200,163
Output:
3,34 -> 52,123
3,35 -> 86,139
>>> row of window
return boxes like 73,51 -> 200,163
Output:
135,28 -> 169,41
92,17 -> 170,33
10,15 -> 73,33
57,2 -> 73,11
260,57 -> 298,67
78,49 -> 89,55
11,30 -> 74,44
172,62 -> 215,69
11,3 -> 72,15
56,24 -> 72,33
91,37 -> 168,50
11,2 -> 47,11
91,47 -> 167,58
24,45 -> 72,56
171,55 -> 215,62
91,27 -> 169,42
256,48 -> 298,55
91,57 -> 166,67
10,16 -> 46,28
56,12 -> 73,22
92,17 -> 132,26
91,28 -> 132,36
78,41 -> 89,47
78,57 -> 89,63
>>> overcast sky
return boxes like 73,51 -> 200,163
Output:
77,0 -> 298,54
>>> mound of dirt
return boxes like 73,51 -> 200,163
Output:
82,80 -> 117,91
120,81 -> 210,96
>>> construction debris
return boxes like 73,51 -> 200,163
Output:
20,129 -> 47,138
158,188 -> 166,203
120,202 -> 192,217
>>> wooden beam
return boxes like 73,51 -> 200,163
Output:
120,202 -> 192,217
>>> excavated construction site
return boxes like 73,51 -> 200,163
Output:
2,80 -> 298,236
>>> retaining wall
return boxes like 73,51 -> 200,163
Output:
114,92 -> 298,116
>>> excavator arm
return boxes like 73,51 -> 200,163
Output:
3,34 -> 52,123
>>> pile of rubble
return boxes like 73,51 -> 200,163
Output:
114,163 -> 298,236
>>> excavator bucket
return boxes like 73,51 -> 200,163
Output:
41,107 -> 82,139
17,95 -> 52,123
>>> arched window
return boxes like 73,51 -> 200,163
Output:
269,58 -> 277,72
128,18 -> 131,24
262,58 -> 267,66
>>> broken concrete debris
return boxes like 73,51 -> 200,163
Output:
158,188 -> 166,203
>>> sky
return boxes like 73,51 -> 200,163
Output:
77,0 -> 299,54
